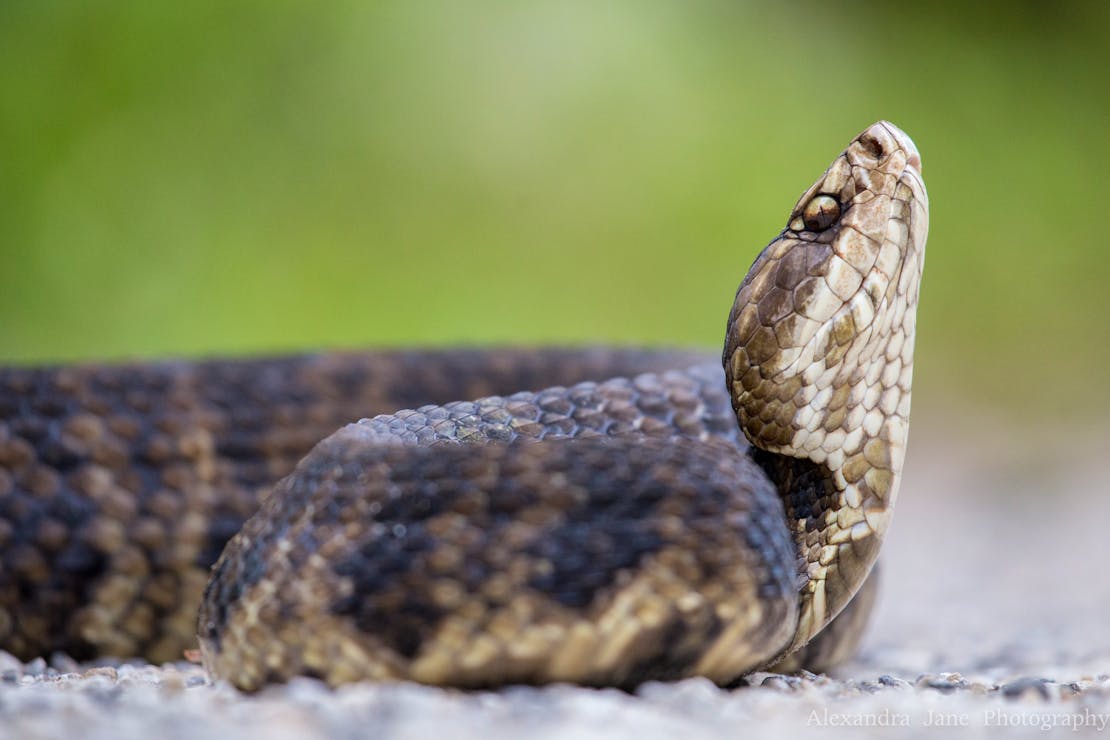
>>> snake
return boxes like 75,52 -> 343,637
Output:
0,121 -> 927,691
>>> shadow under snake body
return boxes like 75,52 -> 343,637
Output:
0,122 -> 928,691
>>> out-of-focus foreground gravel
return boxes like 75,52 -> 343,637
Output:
2,408 -> 1109,739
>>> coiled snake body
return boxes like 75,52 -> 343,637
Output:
0,122 -> 928,691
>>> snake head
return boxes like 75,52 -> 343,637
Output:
724,120 -> 927,472
723,121 -> 928,648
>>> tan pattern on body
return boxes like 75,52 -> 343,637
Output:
0,349 -> 708,663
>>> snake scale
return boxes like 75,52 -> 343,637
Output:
0,122 -> 927,691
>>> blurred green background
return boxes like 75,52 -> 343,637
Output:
2,1 -> 1108,418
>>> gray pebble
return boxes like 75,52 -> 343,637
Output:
759,675 -> 801,692
915,673 -> 967,693
1001,677 -> 1052,701
878,674 -> 912,689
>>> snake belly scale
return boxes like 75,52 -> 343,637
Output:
0,122 -> 928,691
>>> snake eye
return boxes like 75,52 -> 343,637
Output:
801,195 -> 840,232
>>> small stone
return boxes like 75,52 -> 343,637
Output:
1001,677 -> 1052,701
160,670 -> 186,692
0,651 -> 22,673
851,679 -> 884,694
915,672 -> 965,693
878,674 -> 911,689
84,666 -> 119,681
50,652 -> 81,673
760,675 -> 800,692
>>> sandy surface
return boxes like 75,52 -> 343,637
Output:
2,409 -> 1109,739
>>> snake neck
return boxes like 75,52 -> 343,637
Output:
745,380 -> 911,652
722,121 -> 927,651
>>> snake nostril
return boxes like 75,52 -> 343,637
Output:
860,134 -> 884,160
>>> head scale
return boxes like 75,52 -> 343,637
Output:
723,121 -> 928,650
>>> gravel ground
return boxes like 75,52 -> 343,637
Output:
2,409 -> 1108,739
